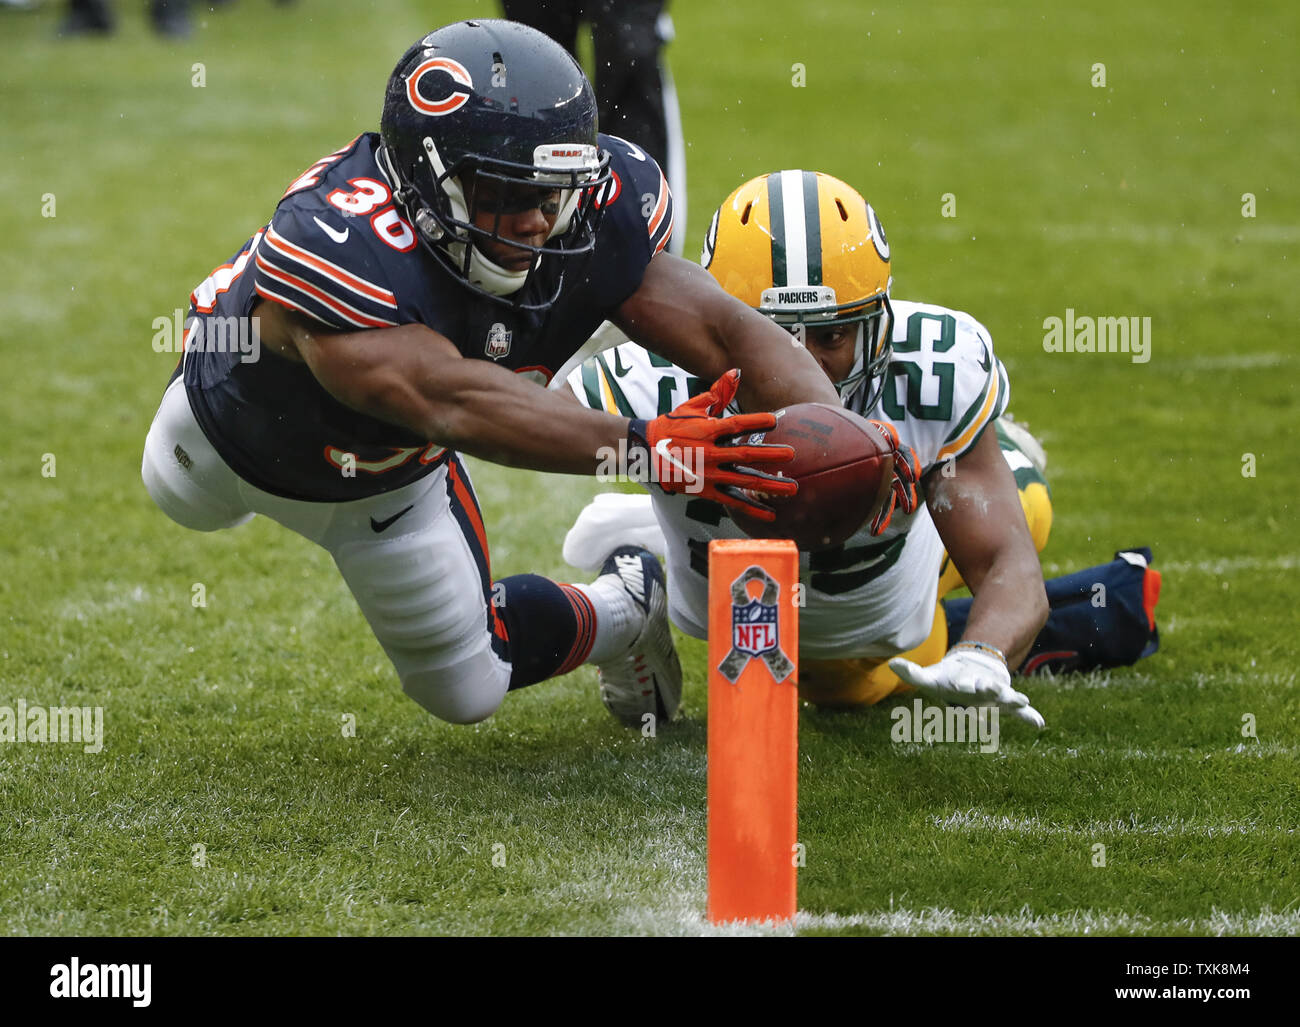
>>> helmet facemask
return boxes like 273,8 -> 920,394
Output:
761,286 -> 895,414
381,138 -> 613,311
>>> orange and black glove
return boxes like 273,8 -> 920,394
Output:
627,369 -> 796,521
868,420 -> 921,535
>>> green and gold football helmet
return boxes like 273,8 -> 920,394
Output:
702,170 -> 894,411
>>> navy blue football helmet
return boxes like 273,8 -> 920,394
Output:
379,20 -> 613,309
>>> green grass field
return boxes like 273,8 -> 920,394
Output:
1,0 -> 1296,936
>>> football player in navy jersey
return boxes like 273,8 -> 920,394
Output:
142,20 -> 844,729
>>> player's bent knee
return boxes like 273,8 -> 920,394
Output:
140,446 -> 253,533
401,657 -> 509,725
332,514 -> 513,725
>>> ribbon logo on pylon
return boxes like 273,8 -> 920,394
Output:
718,565 -> 794,684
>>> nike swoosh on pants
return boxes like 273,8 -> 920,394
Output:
370,504 -> 414,533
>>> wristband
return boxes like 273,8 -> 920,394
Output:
625,419 -> 650,483
950,640 -> 1008,666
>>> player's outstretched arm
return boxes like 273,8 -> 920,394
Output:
611,253 -> 841,411
256,298 -> 630,474
890,427 -> 1050,727
252,299 -> 789,510
925,428 -> 1049,665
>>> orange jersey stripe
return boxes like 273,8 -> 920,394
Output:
254,254 -> 398,328
191,231 -> 262,314
263,225 -> 397,307
253,282 -> 327,325
447,461 -> 507,642
652,205 -> 675,255
646,168 -> 670,238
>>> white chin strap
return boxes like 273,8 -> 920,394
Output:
404,137 -> 521,297
432,152 -> 531,297
549,187 -> 582,237
465,185 -> 585,296
467,246 -> 532,296
418,136 -> 588,298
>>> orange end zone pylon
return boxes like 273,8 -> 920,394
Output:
707,539 -> 799,926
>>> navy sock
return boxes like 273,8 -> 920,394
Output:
495,574 -> 597,690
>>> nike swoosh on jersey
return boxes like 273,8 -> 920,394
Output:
654,438 -> 699,483
313,216 -> 350,244
369,504 -> 414,533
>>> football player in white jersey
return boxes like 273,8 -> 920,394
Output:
564,171 -> 1055,726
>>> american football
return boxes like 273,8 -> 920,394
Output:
729,403 -> 895,550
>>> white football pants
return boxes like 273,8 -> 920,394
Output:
141,377 -> 512,723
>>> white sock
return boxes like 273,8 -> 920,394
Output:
571,576 -> 643,664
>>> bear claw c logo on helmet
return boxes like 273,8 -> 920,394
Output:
718,565 -> 795,684
406,57 -> 474,117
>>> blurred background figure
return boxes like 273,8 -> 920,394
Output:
501,1 -> 686,255
55,0 -> 190,37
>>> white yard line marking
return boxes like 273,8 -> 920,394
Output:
1041,223 -> 1300,245
1160,554 -> 1300,575
1042,555 -> 1300,577
1167,352 -> 1295,370
616,903 -> 1300,937
930,808 -> 1295,837
57,583 -> 153,621
793,906 -> 1300,936
974,740 -> 1300,758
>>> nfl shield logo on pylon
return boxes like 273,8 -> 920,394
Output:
732,598 -> 779,658
717,564 -> 795,684
485,322 -> 512,360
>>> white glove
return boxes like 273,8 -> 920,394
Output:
562,492 -> 667,572
889,646 -> 1045,729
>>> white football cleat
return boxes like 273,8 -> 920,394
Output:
593,546 -> 682,727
